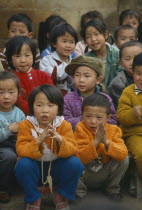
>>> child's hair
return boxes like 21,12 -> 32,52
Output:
5,35 -> 37,70
0,71 -> 20,93
82,19 -> 108,42
138,21 -> 142,43
38,15 -> 66,53
81,93 -> 111,115
28,84 -> 64,116
80,10 -> 104,37
133,52 -> 142,71
7,13 -> 33,32
119,9 -> 140,25
50,22 -> 78,51
119,40 -> 142,59
114,25 -> 137,42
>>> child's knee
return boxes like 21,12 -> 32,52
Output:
15,157 -> 36,175
67,156 -> 84,174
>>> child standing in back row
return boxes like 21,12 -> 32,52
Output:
5,36 -> 53,115
0,13 -> 40,71
40,22 -> 78,95
0,71 -> 25,203
82,19 -> 123,92
15,84 -> 84,210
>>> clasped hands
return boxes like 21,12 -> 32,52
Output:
94,123 -> 109,148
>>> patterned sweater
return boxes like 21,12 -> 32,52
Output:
16,117 -> 77,160
117,84 -> 142,138
74,121 -> 128,165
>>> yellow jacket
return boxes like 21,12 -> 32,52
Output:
117,84 -> 142,138
74,121 -> 128,165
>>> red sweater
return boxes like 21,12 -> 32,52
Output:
15,68 -> 53,115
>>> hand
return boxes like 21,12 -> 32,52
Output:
94,124 -> 106,147
133,105 -> 142,119
9,122 -> 19,134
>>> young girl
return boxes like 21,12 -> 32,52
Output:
5,35 -> 53,115
40,22 -> 78,95
82,19 -> 122,92
14,84 -> 84,210
0,71 -> 25,203
64,55 -> 117,130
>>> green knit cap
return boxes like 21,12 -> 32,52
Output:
65,55 -> 102,76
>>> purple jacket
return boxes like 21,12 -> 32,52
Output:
63,89 -> 117,130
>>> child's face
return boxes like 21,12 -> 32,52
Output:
120,46 -> 142,76
53,32 -> 75,61
8,21 -> 33,39
12,44 -> 33,72
74,66 -> 102,97
85,26 -> 108,53
122,15 -> 139,29
0,79 -> 18,112
116,28 -> 136,48
82,105 -> 109,133
133,66 -> 142,90
33,92 -> 58,127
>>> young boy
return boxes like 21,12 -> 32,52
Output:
0,13 -> 40,71
117,52 -> 142,181
114,25 -> 137,49
119,9 -> 140,29
108,41 -> 142,109
64,55 -> 117,130
74,93 -> 128,200
0,71 -> 25,203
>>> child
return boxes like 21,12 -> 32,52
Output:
119,9 -> 140,29
114,25 -> 137,49
0,71 -> 25,203
117,52 -> 142,181
74,93 -> 128,200
14,84 -> 84,210
75,10 -> 104,56
0,13 -> 40,71
108,41 -> 142,109
40,22 -> 78,95
64,55 -> 117,130
5,35 -> 53,115
38,15 -> 66,58
82,19 -> 123,93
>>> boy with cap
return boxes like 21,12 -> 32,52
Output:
64,55 -> 117,130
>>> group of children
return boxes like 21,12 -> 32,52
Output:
0,8 -> 142,210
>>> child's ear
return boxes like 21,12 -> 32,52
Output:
96,76 -> 103,85
107,114 -> 111,122
104,32 -> 109,40
28,32 -> 33,39
119,59 -> 123,67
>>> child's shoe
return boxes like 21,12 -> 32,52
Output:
53,192 -> 70,210
26,197 -> 41,210
0,191 -> 11,203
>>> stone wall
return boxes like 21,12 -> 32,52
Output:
0,0 -> 140,47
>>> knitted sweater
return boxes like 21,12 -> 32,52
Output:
74,121 -> 128,165
63,88 -> 117,130
14,68 -> 53,115
16,118 -> 77,160
117,84 -> 142,138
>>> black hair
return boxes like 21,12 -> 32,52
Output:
81,93 -> 111,115
5,36 -> 37,70
80,10 -> 104,37
28,84 -> 64,116
82,19 -> 108,42
114,25 -> 137,42
133,52 -> 142,71
138,21 -> 142,43
119,9 -> 140,25
0,71 -> 20,93
38,15 -> 66,53
7,13 -> 33,32
119,40 -> 142,59
50,22 -> 78,51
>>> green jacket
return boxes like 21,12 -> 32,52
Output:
86,43 -> 123,92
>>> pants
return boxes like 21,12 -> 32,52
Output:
0,147 -> 17,192
125,135 -> 142,178
15,156 -> 84,204
82,157 -> 129,194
